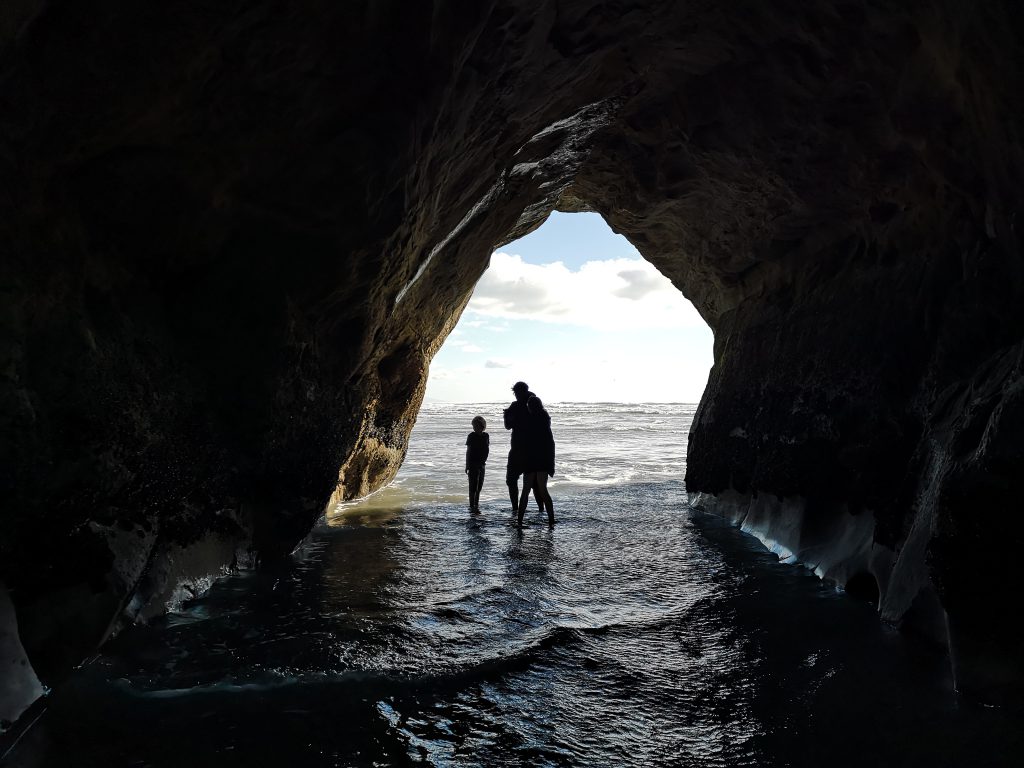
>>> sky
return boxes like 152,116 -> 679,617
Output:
424,212 -> 714,403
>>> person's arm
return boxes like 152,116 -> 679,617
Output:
548,429 -> 555,477
483,433 -> 490,463
503,403 -> 515,430
465,434 -> 471,473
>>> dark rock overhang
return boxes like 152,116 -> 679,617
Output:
2,0 -> 1022,726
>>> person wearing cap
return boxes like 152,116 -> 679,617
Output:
503,381 -> 535,513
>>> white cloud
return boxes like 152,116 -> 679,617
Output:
485,359 -> 513,369
613,268 -> 664,300
466,253 -> 704,331
448,338 -> 484,353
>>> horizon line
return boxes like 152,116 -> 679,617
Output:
422,399 -> 701,405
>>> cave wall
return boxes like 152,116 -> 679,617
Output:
2,0 -> 1022,724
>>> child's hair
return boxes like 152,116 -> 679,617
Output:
527,395 -> 546,414
472,415 -> 486,430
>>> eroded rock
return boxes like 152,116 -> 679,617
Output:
1,0 -> 1022,718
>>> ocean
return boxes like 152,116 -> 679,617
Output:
344,401 -> 694,516
6,403 -> 1021,767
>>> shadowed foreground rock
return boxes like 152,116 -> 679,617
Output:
2,0 -> 1022,727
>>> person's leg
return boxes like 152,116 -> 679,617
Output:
518,472 -> 536,525
506,454 -> 520,512
534,474 -> 555,525
517,472 -> 533,514
467,466 -> 480,510
475,466 -> 485,510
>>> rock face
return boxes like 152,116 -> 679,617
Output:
1,0 -> 1022,721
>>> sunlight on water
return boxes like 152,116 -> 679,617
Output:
331,401 -> 695,516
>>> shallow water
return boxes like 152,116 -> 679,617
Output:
7,404 -> 1022,767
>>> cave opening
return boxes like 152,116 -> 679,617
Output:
425,211 -> 713,405
1,0 -> 1023,755
332,210 -> 714,523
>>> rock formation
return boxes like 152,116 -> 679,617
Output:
2,0 -> 1022,727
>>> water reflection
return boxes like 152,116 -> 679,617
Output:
325,499 -> 402,528
8,485 -> 1023,767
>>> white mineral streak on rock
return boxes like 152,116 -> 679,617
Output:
688,490 -> 884,593
140,537 -> 252,620
510,161 -> 541,177
87,521 -> 158,598
0,583 -> 45,732
881,444 -> 950,625
395,180 -> 505,306
397,100 -> 618,309
505,99 -> 619,237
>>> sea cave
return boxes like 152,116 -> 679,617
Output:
2,0 -> 1023,760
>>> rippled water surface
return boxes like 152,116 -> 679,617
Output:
8,404 -> 1022,767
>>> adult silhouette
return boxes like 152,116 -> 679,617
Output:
517,395 -> 555,527
503,381 -> 534,512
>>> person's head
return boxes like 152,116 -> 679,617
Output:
471,415 -> 486,432
511,381 -> 530,402
527,395 -> 545,414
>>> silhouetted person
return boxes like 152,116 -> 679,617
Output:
517,395 -> 555,527
465,415 -> 489,513
503,381 -> 534,513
